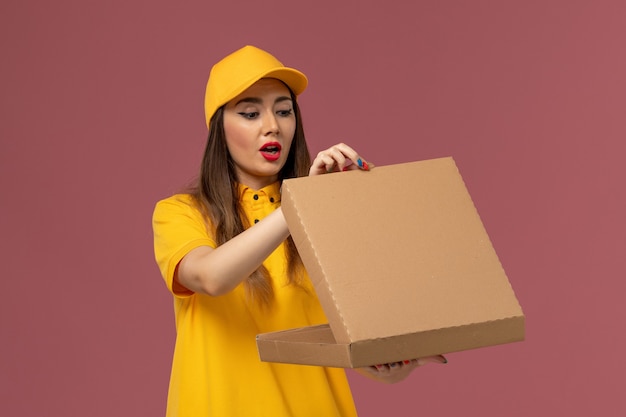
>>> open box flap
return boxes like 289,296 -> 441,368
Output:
280,157 -> 524,345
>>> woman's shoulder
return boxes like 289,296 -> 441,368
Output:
153,193 -> 203,219
156,193 -> 195,206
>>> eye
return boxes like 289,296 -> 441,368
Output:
238,112 -> 259,119
276,109 -> 293,117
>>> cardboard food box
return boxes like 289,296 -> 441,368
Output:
256,157 -> 525,368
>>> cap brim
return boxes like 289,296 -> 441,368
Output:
262,67 -> 308,96
224,67 -> 308,109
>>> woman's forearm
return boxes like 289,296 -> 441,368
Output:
177,207 -> 290,296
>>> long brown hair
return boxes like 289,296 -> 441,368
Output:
190,87 -> 310,306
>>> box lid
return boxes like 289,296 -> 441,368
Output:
280,157 -> 523,346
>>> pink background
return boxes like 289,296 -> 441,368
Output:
2,1 -> 625,416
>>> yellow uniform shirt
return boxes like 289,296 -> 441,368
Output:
152,182 -> 357,417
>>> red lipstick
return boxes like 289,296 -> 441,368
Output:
259,141 -> 282,161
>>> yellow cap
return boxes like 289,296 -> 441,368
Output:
204,45 -> 308,128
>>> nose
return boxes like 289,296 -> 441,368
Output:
262,112 -> 279,135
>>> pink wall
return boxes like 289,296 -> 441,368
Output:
2,1 -> 625,415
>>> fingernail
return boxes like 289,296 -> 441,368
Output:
403,360 -> 411,365
342,166 -> 349,171
357,158 -> 363,167
362,161 -> 369,171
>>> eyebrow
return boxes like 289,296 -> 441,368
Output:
234,96 -> 292,106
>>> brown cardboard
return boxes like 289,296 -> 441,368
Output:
256,157 -> 525,368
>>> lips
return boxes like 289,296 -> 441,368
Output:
259,142 -> 282,161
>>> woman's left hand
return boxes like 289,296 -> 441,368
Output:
309,143 -> 372,176
355,355 -> 448,384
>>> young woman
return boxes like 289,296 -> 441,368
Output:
152,45 -> 446,417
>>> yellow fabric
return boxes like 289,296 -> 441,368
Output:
204,45 -> 308,128
152,182 -> 357,417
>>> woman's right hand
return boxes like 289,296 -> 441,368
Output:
309,143 -> 373,176
355,355 -> 448,384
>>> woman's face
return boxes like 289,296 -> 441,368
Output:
223,78 -> 296,189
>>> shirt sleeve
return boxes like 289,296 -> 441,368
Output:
152,194 -> 216,297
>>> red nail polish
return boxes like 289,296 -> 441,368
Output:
403,360 -> 411,365
362,161 -> 369,170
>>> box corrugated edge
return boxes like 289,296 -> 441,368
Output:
281,183 -> 352,342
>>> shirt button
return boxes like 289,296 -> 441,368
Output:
254,219 -> 259,224
270,197 -> 275,203
253,194 -> 259,200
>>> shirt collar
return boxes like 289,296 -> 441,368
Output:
237,182 -> 282,203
